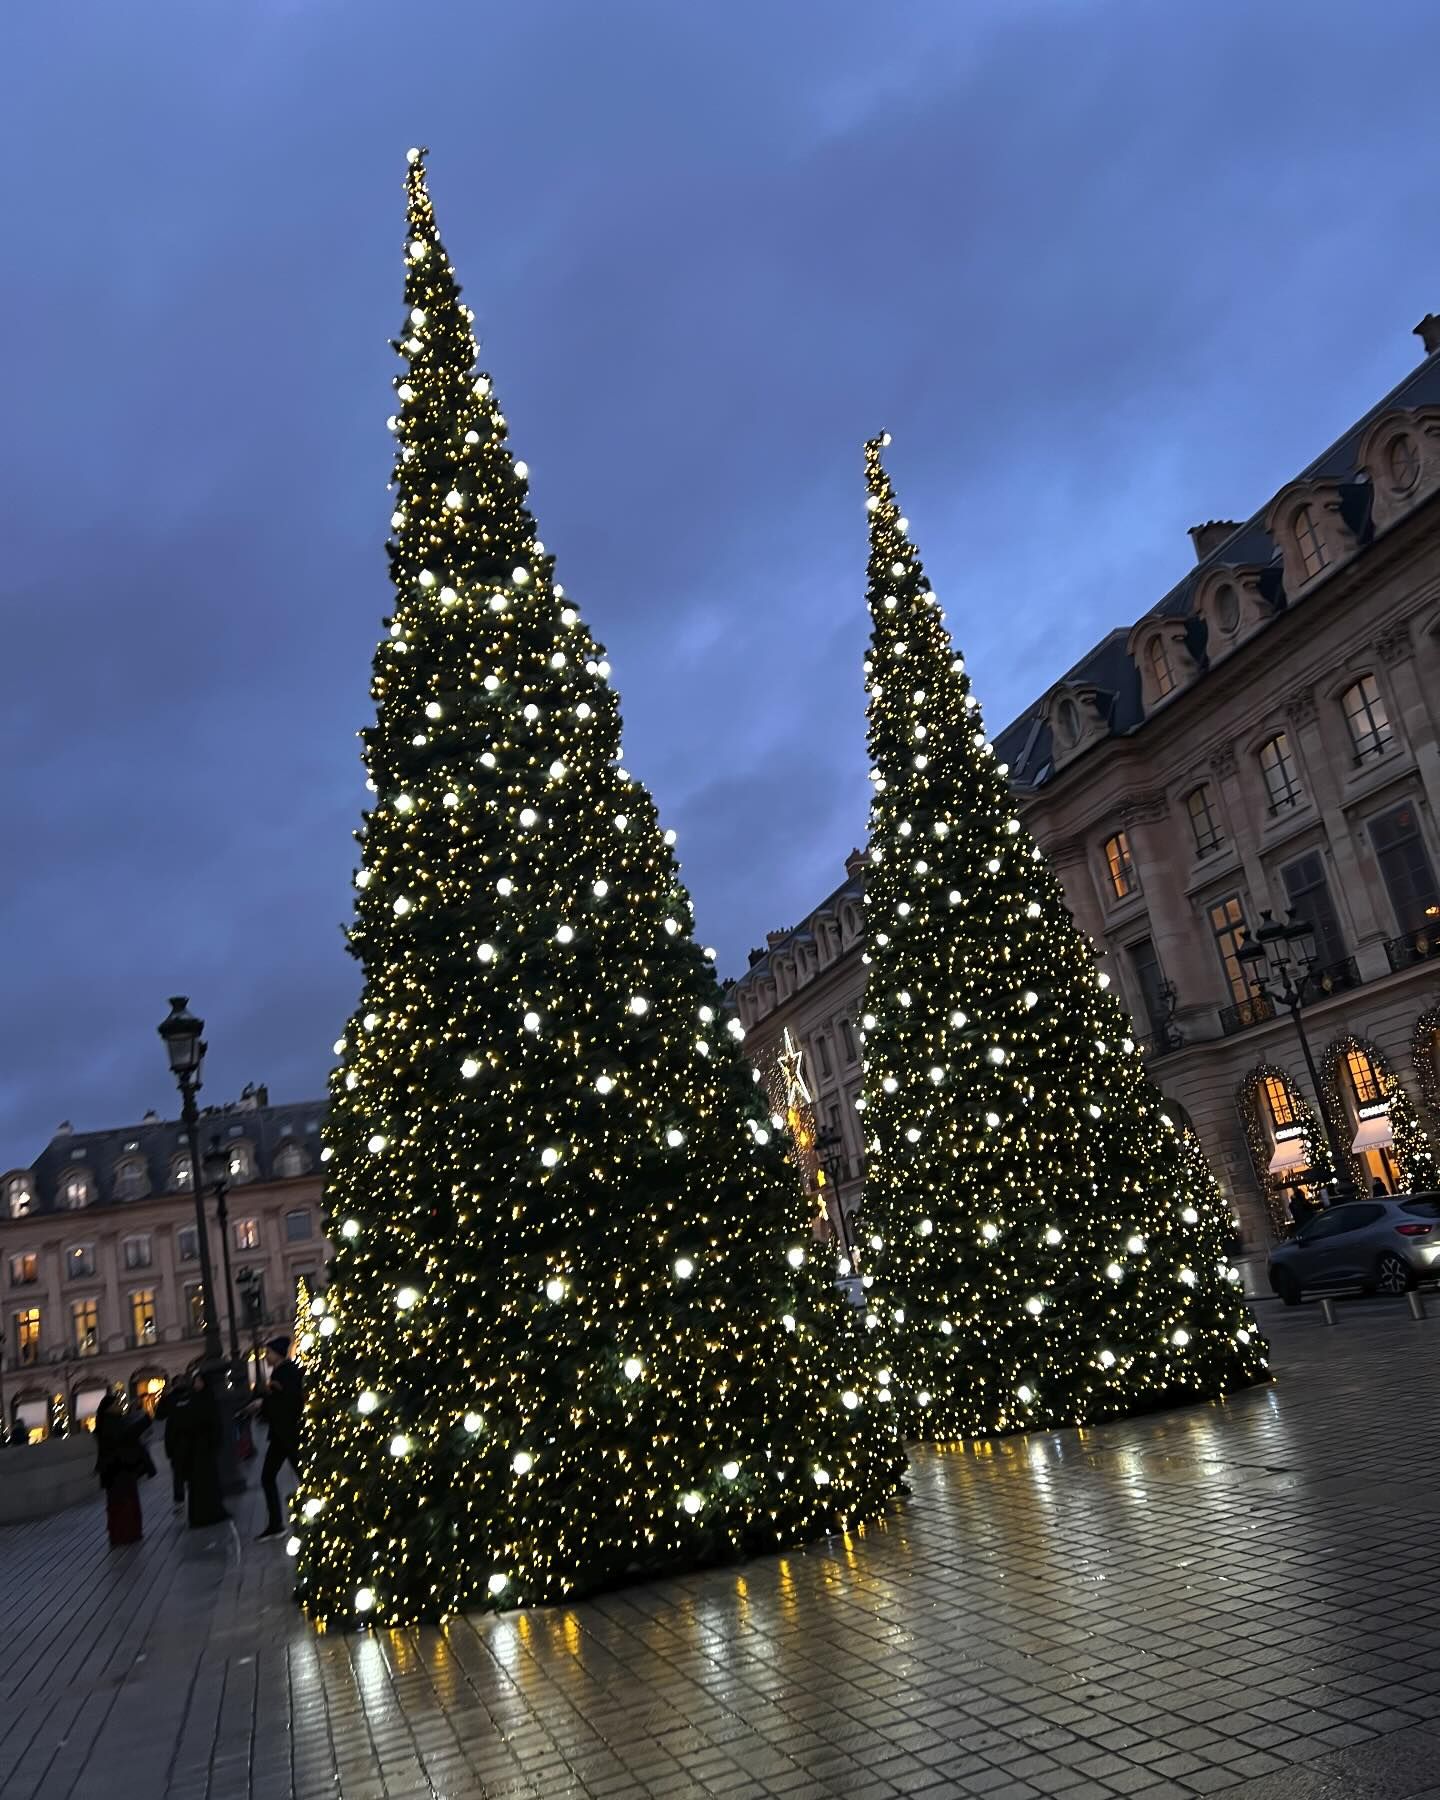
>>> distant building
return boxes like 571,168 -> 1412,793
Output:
0,1088 -> 326,1439
736,312 -> 1440,1251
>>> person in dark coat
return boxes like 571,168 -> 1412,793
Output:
155,1379 -> 192,1506
94,1391 -> 154,1546
249,1335 -> 304,1541
175,1370 -> 229,1529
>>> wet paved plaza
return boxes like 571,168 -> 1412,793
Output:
5,1299 -> 1440,1800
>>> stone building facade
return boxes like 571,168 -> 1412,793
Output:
735,312 -> 1440,1252
0,1090 -> 327,1439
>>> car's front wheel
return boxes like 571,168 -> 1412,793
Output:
1375,1251 -> 1415,1296
1272,1267 -> 1302,1307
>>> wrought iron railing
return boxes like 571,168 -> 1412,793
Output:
1218,955 -> 1364,1036
1385,926 -> 1440,972
1219,992 -> 1276,1036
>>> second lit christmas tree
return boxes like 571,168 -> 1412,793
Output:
857,435 -> 1268,1440
292,156 -> 903,1626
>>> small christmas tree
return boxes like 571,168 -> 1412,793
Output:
293,1275 -> 313,1360
293,154 -> 903,1626
857,435 -> 1267,1440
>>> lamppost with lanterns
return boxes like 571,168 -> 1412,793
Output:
157,997 -> 246,1493
201,1136 -> 245,1381
814,1126 -> 858,1262
1236,911 -> 1358,1206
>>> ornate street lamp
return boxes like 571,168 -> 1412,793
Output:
157,997 -> 246,1492
1237,912 -> 1358,1205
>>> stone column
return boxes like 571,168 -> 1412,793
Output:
1118,792 -> 1215,1037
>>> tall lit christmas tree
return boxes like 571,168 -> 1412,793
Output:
292,154 -> 903,1626
857,435 -> 1267,1441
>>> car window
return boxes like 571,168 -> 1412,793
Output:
1297,1212 -> 1348,1243
1402,1199 -> 1440,1219
1332,1202 -> 1385,1232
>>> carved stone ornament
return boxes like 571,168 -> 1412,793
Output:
1120,790 -> 1169,827
1208,744 -> 1237,779
1284,686 -> 1318,726
1376,622 -> 1413,666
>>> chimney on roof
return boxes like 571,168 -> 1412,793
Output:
54,1120 -> 73,1138
142,1109 -> 159,1123
844,847 -> 867,878
747,947 -> 766,968
1415,314 -> 1440,358
1187,521 -> 1243,561
766,929 -> 791,949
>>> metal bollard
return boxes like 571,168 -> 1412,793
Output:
1408,1289 -> 1426,1320
1319,1297 -> 1338,1326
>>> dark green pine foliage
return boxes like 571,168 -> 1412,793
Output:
293,155 -> 904,1627
856,435 -> 1268,1442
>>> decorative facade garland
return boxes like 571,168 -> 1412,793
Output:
1319,1032 -> 1438,1193
1239,1062 -> 1333,1237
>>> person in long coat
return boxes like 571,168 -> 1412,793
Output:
94,1392 -> 153,1546
176,1370 -> 228,1529
155,1379 -> 192,1506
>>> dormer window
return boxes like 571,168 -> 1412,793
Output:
1341,675 -> 1392,763
274,1142 -> 307,1179
1387,433 -> 1421,493
1104,832 -> 1139,901
1215,583 -> 1240,634
1146,636 -> 1176,700
1293,505 -> 1329,580
171,1155 -> 193,1191
5,1175 -> 33,1219
227,1142 -> 255,1184
113,1158 -> 149,1201
1057,697 -> 1080,745
60,1169 -> 93,1209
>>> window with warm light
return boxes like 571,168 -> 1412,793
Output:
1209,896 -> 1251,1004
1146,635 -> 1176,699
234,1218 -> 260,1251
1262,1076 -> 1296,1131
1293,504 -> 1329,579
72,1298 -> 99,1355
1259,734 -> 1303,811
1341,675 -> 1392,763
9,1252 -> 38,1287
1103,832 -> 1138,900
1344,1048 -> 1383,1107
1186,784 -> 1224,856
184,1282 -> 206,1334
16,1307 -> 41,1364
129,1289 -> 157,1345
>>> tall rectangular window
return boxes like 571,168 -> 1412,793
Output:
1126,939 -> 1170,1036
1370,803 -> 1440,934
1281,852 -> 1347,968
72,1298 -> 99,1355
1186,785 -> 1225,857
176,1225 -> 199,1263
130,1289 -> 157,1346
234,1219 -> 259,1251
1259,735 -> 1303,811
285,1209 -> 313,1242
16,1307 -> 41,1365
1208,895 -> 1251,1004
184,1282 -> 207,1335
122,1235 -> 152,1271
9,1252 -> 38,1287
838,1018 -> 858,1063
813,1034 -> 833,1079
1342,675 -> 1392,762
66,1244 -> 95,1280
1262,1075 -> 1296,1130
1104,832 -> 1138,900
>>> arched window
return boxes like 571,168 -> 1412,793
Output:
1103,832 -> 1138,901
1293,505 -> 1329,580
112,1158 -> 149,1201
273,1142 -> 307,1179
1186,784 -> 1224,857
1259,734 -> 1304,812
1215,583 -> 1240,634
1340,675 -> 1392,763
5,1176 -> 33,1219
1387,433 -> 1421,493
169,1156 -> 193,1192
1262,1075 -> 1296,1130
1344,1047 -> 1383,1106
227,1142 -> 255,1184
1147,636 -> 1176,699
60,1169 -> 93,1210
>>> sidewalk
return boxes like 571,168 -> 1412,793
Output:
5,1301 -> 1440,1799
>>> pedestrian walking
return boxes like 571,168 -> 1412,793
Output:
155,1377 -> 192,1507
176,1370 -> 229,1529
249,1335 -> 304,1542
94,1391 -> 154,1546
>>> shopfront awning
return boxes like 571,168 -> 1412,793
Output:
1351,1115 -> 1395,1153
1268,1136 -> 1310,1175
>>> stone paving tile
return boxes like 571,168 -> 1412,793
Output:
6,1299 -> 1440,1797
